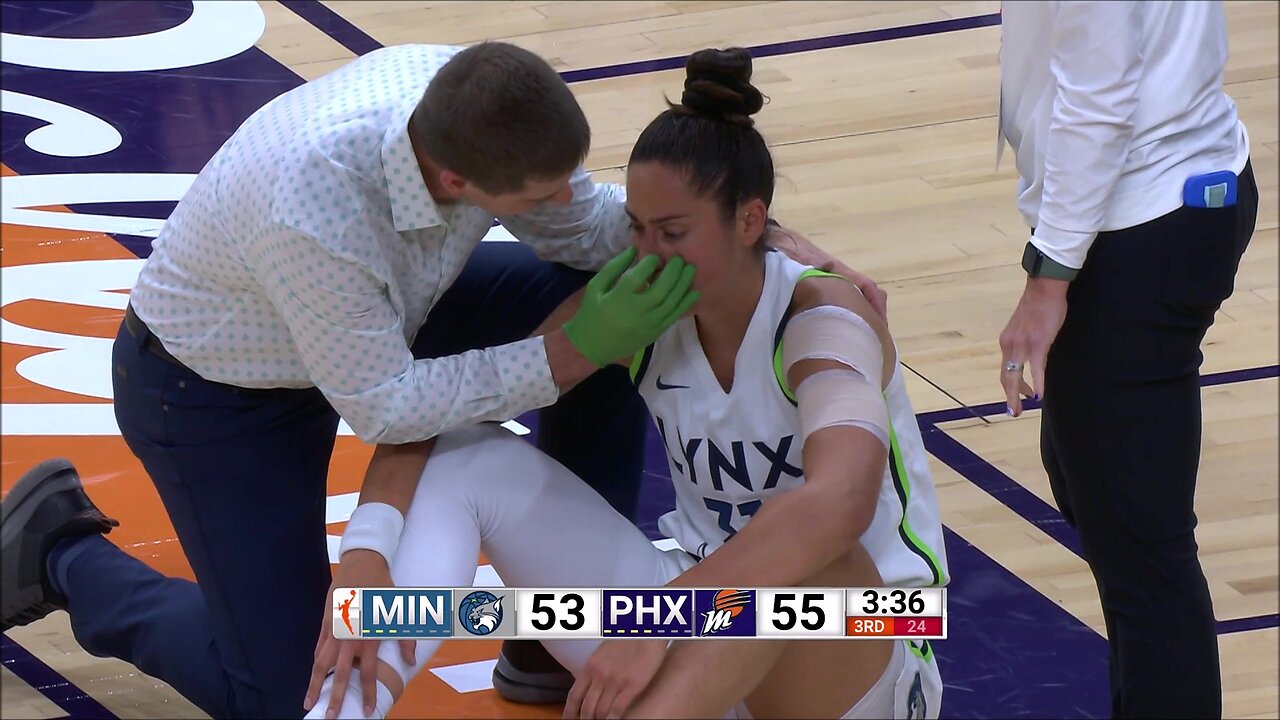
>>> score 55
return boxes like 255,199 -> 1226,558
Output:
516,590 -> 603,638
756,589 -> 844,637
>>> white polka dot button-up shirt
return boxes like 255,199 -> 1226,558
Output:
130,45 -> 631,444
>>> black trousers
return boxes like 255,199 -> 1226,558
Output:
1041,161 -> 1258,718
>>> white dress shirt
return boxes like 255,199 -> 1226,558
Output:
131,45 -> 631,444
999,0 -> 1250,270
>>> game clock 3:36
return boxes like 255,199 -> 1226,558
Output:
857,588 -> 927,615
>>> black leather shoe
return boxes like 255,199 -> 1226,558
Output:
1,459 -> 119,632
492,639 -> 574,704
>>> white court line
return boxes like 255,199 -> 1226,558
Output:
430,658 -> 499,694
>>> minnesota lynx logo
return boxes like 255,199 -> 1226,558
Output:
454,589 -> 515,637
458,591 -> 504,636
695,589 -> 756,637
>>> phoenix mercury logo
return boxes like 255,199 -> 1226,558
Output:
700,589 -> 752,635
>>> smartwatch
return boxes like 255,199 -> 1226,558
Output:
1021,242 -> 1079,281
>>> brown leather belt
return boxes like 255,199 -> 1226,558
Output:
123,304 -> 185,367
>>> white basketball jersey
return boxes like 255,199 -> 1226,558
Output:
634,251 -> 949,588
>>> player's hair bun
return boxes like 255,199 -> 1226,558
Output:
679,47 -> 764,127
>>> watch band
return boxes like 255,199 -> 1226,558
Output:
1021,242 -> 1079,281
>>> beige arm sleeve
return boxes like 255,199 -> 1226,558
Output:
782,306 -> 889,448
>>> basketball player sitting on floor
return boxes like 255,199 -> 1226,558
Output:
303,47 -> 950,720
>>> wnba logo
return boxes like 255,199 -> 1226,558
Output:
331,588 -> 453,639
337,589 -> 359,637
696,589 -> 756,637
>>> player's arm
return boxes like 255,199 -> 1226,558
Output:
305,439 -> 433,717
667,276 -> 894,588
342,439 -> 435,565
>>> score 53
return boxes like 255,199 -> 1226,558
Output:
516,590 -> 602,638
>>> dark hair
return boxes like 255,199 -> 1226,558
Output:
411,42 -> 590,195
629,48 -> 774,233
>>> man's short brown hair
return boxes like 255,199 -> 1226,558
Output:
411,42 -> 590,195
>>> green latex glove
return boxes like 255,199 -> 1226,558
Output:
563,247 -> 700,367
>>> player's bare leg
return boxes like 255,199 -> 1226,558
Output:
627,542 -> 893,718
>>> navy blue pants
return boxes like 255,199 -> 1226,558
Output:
49,242 -> 648,719
1041,161 -> 1257,718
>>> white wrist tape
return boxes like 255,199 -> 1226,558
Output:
339,502 -> 405,564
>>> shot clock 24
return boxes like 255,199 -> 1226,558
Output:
844,588 -> 946,639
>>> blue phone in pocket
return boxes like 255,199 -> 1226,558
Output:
1183,170 -> 1237,208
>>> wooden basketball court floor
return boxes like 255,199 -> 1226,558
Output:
1,1 -> 1275,718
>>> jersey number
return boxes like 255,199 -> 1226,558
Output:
705,498 -> 762,538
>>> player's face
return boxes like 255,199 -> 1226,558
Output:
625,161 -> 765,305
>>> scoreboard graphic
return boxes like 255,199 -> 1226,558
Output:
333,587 -> 946,641
842,588 -> 947,638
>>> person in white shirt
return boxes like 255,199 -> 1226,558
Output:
0,41 -> 883,719
302,47 -> 945,720
0,41 -> 684,720
995,3 -> 1257,717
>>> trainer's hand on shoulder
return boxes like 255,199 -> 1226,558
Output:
563,247 -> 700,367
763,223 -> 888,320
305,550 -> 415,719
818,258 -> 888,321
565,638 -> 667,720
